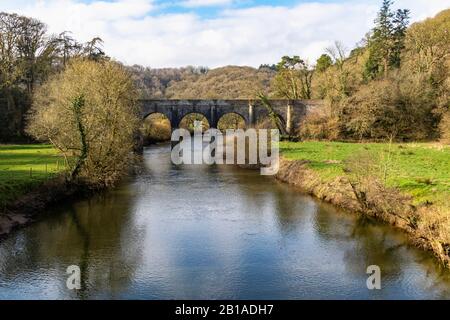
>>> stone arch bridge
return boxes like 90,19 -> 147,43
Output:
139,99 -> 321,134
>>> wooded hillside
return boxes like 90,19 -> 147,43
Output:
128,65 -> 276,99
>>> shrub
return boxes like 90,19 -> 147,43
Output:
299,106 -> 340,140
27,59 -> 139,187
439,109 -> 450,144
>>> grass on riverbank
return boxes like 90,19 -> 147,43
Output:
0,144 -> 66,208
279,141 -> 450,208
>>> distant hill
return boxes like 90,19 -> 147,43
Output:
128,65 -> 276,99
127,65 -> 206,99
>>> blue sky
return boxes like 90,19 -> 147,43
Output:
72,0 -> 372,18
61,0 -> 348,19
152,0 -> 326,17
3,0 -> 449,67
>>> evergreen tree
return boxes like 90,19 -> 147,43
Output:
364,0 -> 410,79
391,9 -> 410,68
274,56 -> 313,99
316,54 -> 333,73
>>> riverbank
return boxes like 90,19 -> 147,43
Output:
0,144 -> 141,238
0,144 -> 66,207
0,144 -> 78,237
0,177 -> 89,237
277,141 -> 450,267
2,141 -> 449,268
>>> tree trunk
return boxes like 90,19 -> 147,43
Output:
71,96 -> 88,180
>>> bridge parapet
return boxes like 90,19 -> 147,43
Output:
138,99 -> 322,134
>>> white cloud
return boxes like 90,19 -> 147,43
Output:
3,0 -> 449,68
181,0 -> 233,7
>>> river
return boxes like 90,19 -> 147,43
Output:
0,144 -> 449,299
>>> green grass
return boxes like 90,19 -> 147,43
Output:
1,142 -> 448,210
0,144 -> 66,207
280,141 -> 450,207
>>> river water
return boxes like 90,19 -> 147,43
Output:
0,144 -> 449,299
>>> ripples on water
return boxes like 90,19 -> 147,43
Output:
0,144 -> 449,299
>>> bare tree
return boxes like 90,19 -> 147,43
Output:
27,59 -> 140,186
326,41 -> 350,96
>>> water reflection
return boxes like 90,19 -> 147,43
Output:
0,144 -> 449,299
0,186 -> 143,299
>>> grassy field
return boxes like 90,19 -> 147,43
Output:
280,141 -> 450,207
0,144 -> 66,207
1,142 -> 448,210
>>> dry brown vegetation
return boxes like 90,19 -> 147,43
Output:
27,59 -> 139,187
0,12 -> 106,142
440,110 -> 450,144
277,156 -> 450,267
141,114 -> 171,144
345,148 -> 450,266
166,66 -> 275,99
303,9 -> 450,142
128,65 -> 275,100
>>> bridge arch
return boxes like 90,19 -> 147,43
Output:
217,112 -> 247,130
178,112 -> 210,132
141,112 -> 172,144
143,110 -> 172,124
139,99 -> 319,134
